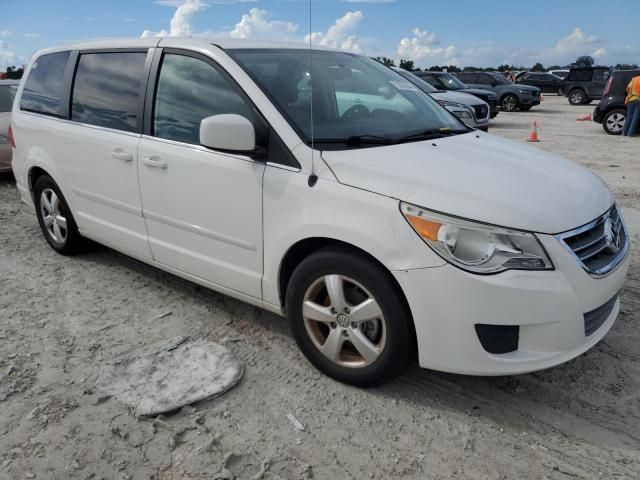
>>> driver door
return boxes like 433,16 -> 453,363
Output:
138,50 -> 266,298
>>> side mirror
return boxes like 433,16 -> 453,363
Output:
200,114 -> 255,153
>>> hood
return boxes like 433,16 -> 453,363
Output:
512,84 -> 540,92
458,88 -> 497,99
321,132 -> 612,234
430,90 -> 486,106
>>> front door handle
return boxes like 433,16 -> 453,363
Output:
142,155 -> 168,169
111,149 -> 133,162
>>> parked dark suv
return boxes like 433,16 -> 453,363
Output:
593,69 -> 640,135
455,71 -> 541,112
563,66 -> 610,105
414,71 -> 499,118
516,72 -> 564,94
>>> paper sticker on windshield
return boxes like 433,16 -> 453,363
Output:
389,80 -> 420,92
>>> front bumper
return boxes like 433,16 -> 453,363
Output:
394,231 -> 629,376
519,95 -> 541,106
592,105 -> 605,124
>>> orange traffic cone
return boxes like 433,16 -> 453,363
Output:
527,122 -> 540,142
576,113 -> 591,121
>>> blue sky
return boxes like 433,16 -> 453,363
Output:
2,0 -> 639,69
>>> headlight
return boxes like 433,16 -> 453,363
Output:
452,110 -> 471,119
437,100 -> 465,109
518,89 -> 530,95
401,202 -> 553,274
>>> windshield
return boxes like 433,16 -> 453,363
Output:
0,85 -> 18,112
489,73 -> 510,85
392,69 -> 438,93
433,73 -> 468,90
230,49 -> 463,146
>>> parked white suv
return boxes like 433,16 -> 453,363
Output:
11,38 -> 629,386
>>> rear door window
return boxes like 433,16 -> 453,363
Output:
71,52 -> 147,133
20,51 -> 71,117
568,70 -> 592,82
0,85 -> 18,112
457,73 -> 476,83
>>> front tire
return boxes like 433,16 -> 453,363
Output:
501,94 -> 519,112
286,246 -> 412,387
34,175 -> 85,255
602,109 -> 626,135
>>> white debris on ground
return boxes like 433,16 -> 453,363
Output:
96,336 -> 244,416
0,96 -> 639,479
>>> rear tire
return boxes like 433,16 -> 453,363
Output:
602,109 -> 626,135
286,246 -> 413,387
33,175 -> 85,255
568,89 -> 586,105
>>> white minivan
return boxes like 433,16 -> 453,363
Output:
11,38 -> 629,386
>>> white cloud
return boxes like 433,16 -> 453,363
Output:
397,28 -> 456,63
230,8 -> 298,39
394,26 -> 640,68
0,40 -> 16,68
24,33 -> 40,38
0,31 -> 11,38
305,11 -> 364,53
142,0 -> 208,37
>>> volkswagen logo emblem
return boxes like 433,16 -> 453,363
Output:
603,218 -> 621,254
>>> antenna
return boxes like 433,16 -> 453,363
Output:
307,0 -> 318,187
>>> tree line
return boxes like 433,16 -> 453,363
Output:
374,57 -> 639,73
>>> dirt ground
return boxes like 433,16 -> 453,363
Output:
1,95 -> 639,480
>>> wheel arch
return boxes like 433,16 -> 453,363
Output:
277,236 -> 418,356
28,165 -> 54,203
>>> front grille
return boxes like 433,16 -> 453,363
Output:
557,205 -> 628,277
472,104 -> 489,120
475,324 -> 519,354
584,294 -> 618,336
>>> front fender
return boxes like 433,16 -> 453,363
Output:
261,166 -> 445,308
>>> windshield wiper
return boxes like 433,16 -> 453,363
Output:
313,135 -> 397,146
395,127 -> 470,142
313,128 -> 469,147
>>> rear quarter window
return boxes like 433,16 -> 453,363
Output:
20,51 -> 71,117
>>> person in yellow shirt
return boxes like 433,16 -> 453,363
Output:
623,74 -> 640,137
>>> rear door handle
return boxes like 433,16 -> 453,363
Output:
111,149 -> 133,162
142,155 -> 168,169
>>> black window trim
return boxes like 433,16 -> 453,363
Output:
69,47 -> 154,134
144,47 -> 299,168
19,50 -> 76,119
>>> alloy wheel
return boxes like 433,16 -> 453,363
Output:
570,91 -> 584,104
302,275 -> 386,368
605,112 -> 625,134
502,96 -> 517,112
40,188 -> 68,244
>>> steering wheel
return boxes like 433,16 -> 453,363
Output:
342,104 -> 370,120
